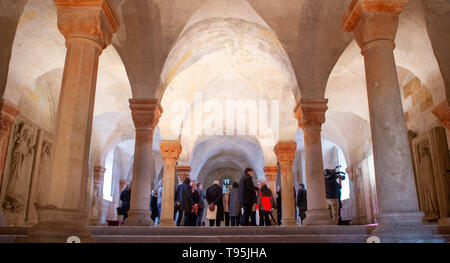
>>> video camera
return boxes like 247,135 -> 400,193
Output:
324,165 -> 346,181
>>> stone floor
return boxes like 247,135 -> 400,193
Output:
0,225 -> 448,243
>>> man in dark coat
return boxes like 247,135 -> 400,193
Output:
238,168 -> 258,226
119,183 -> 131,223
206,180 -> 224,226
296,183 -> 307,225
176,177 -> 194,226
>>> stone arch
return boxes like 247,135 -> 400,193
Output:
190,136 -> 265,182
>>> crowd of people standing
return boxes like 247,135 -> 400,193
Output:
117,166 -> 344,226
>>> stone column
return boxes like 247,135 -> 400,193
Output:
432,99 -> 450,130
294,99 -> 333,225
264,166 -> 278,198
125,99 -> 162,226
343,0 -> 436,242
27,0 -> 118,243
176,165 -> 191,185
90,166 -> 105,225
274,142 -> 297,226
159,141 -> 182,226
0,99 -> 19,187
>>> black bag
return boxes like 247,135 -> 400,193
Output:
117,207 -> 124,216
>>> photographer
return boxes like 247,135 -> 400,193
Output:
324,168 -> 342,225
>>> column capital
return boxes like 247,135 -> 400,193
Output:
274,141 -> 296,164
432,99 -> 450,130
176,165 -> 191,182
93,166 -> 106,187
264,166 -> 278,181
342,0 -> 407,51
342,0 -> 408,32
294,99 -> 328,130
0,99 -> 20,138
160,140 -> 182,164
129,99 -> 163,141
55,0 -> 119,51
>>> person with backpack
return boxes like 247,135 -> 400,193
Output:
258,182 -> 276,226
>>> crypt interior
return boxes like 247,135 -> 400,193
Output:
0,0 -> 449,243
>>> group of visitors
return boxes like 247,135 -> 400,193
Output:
117,166 -> 343,226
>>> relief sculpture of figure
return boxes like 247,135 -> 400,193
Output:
2,123 -> 34,213
419,145 -> 439,220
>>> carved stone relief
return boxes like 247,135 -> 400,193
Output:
412,127 -> 450,224
0,115 -> 52,226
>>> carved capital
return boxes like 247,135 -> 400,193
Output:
55,0 -> 119,50
342,0 -> 407,51
294,99 -> 328,130
93,166 -> 106,189
432,99 -> 450,130
345,167 -> 355,181
264,166 -> 278,181
342,0 -> 408,32
274,141 -> 296,165
160,141 -> 182,164
0,100 -> 20,139
176,165 -> 191,181
130,99 -> 163,146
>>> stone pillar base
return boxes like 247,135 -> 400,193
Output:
303,209 -> 334,225
20,206 -> 92,243
158,218 -> 175,226
438,217 -> 450,226
372,212 -> 443,243
89,217 -> 101,226
281,218 -> 298,226
124,209 -> 153,226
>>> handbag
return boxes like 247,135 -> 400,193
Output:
209,202 -> 215,211
206,204 -> 217,220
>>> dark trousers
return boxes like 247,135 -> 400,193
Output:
184,212 -> 197,226
251,211 -> 257,226
224,212 -> 230,226
277,209 -> 282,226
231,216 -> 239,226
243,204 -> 253,226
196,208 -> 204,226
299,206 -> 307,225
259,211 -> 271,226
258,210 -> 264,226
176,210 -> 183,226
209,219 -> 221,227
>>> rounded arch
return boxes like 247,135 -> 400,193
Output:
190,136 -> 265,181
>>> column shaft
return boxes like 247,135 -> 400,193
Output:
274,142 -> 297,226
159,141 -> 182,226
27,0 -> 118,243
264,166 -> 278,200
125,99 -> 162,226
343,0 -> 438,242
295,99 -> 333,225
90,166 -> 105,225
